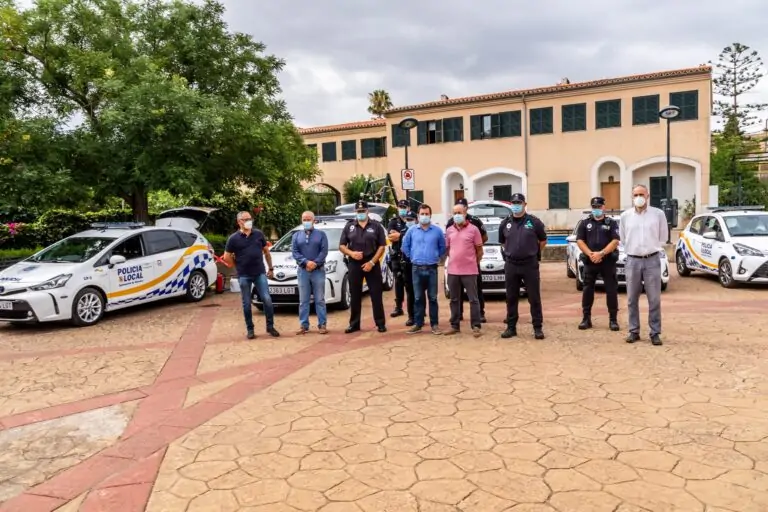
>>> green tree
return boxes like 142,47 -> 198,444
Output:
1,0 -> 317,222
711,43 -> 767,134
710,131 -> 768,206
342,174 -> 371,204
367,89 -> 393,118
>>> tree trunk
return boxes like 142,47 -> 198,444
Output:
130,190 -> 150,224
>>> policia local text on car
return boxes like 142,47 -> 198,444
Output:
576,196 -> 620,331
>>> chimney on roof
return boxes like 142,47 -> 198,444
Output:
559,77 -> 570,85
440,94 -> 449,100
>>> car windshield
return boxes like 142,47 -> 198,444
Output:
723,215 -> 768,236
485,224 -> 500,244
270,227 -> 343,252
29,236 -> 117,263
469,205 -> 512,218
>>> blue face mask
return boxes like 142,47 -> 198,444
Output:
356,212 -> 367,222
453,214 -> 465,224
592,209 -> 603,218
398,209 -> 407,217
406,221 -> 415,228
511,204 -> 524,215
419,215 -> 430,225
302,221 -> 313,230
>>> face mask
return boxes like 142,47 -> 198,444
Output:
406,221 -> 415,227
302,221 -> 313,230
243,220 -> 253,230
356,213 -> 367,221
419,215 -> 430,225
592,209 -> 603,217
633,196 -> 646,208
398,209 -> 407,216
511,204 -> 524,215
453,214 -> 465,224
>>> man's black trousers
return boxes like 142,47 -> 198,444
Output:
581,259 -> 619,315
348,260 -> 386,328
504,260 -> 543,328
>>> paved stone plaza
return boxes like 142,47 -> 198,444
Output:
1,263 -> 767,511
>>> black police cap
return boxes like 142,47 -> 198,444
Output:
404,210 -> 417,219
510,193 -> 526,203
397,199 -> 409,208
355,200 -> 368,210
591,196 -> 606,207
455,198 -> 469,207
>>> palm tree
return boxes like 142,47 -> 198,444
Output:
367,90 -> 393,118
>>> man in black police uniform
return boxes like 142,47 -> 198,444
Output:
498,193 -> 547,340
339,200 -> 387,333
576,196 -> 621,331
444,197 -> 488,323
387,200 -> 410,320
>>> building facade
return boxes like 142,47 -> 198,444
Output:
300,66 -> 713,228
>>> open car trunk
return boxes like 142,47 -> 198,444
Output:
155,207 -> 219,231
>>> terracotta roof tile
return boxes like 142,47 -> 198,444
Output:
386,65 -> 712,114
298,118 -> 386,135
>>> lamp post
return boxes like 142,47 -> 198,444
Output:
659,105 -> 680,244
398,117 -> 418,208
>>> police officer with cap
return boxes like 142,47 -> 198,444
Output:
445,197 -> 488,323
576,196 -> 620,331
498,193 -> 547,340
339,200 -> 387,333
387,199 -> 410,320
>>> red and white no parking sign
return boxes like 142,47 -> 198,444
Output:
401,169 -> 415,190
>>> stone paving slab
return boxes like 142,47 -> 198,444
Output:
0,263 -> 767,511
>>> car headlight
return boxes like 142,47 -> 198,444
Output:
29,274 -> 72,291
325,260 -> 338,273
733,243 -> 764,257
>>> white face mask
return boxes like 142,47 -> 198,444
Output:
243,220 -> 253,230
633,196 -> 646,208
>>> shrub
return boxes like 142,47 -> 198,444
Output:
0,247 -> 41,261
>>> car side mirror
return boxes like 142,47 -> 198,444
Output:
108,254 -> 126,268
702,232 -> 717,240
566,235 -> 576,243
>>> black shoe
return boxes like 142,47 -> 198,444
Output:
377,325 -> 387,333
345,326 -> 360,334
390,308 -> 404,318
626,332 -> 640,343
609,318 -> 620,331
266,328 -> 280,337
405,318 -> 414,327
651,334 -> 663,346
480,315 -> 487,324
578,316 -> 592,330
534,328 -> 545,340
501,327 -> 517,339
459,315 -> 464,321
246,331 -> 255,340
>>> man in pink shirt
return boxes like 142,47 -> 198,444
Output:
444,202 -> 484,337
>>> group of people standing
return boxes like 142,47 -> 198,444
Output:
222,183 -> 667,346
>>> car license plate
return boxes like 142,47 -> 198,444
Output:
0,301 -> 12,310
617,267 -> 625,275
482,274 -> 505,282
268,287 -> 295,295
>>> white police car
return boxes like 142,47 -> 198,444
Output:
676,207 -> 768,288
566,213 -> 670,291
254,217 -> 393,309
0,207 -> 218,326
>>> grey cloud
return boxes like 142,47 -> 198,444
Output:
222,0 -> 768,127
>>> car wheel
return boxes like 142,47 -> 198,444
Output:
567,261 -> 576,278
675,251 -> 691,277
382,264 -> 394,291
71,287 -> 105,327
338,276 -> 351,310
661,281 -> 668,292
185,270 -> 208,302
718,258 -> 737,288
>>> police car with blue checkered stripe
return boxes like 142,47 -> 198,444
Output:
0,208 -> 218,326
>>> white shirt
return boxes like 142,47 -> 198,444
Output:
620,206 -> 668,256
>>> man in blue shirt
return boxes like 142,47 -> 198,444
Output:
291,211 -> 329,335
401,204 -> 446,335
223,211 -> 280,340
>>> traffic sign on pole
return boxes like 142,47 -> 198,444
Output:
401,169 -> 415,190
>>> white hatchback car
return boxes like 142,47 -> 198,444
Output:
676,207 -> 768,288
0,207 -> 217,326
253,218 -> 394,309
566,215 -> 670,291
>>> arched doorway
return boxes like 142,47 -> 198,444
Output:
627,156 -> 701,223
305,183 -> 341,215
590,156 -> 625,210
470,168 -> 527,203
441,167 -> 470,215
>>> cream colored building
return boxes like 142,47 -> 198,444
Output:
300,66 -> 712,228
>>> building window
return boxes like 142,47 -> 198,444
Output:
406,190 -> 424,212
632,94 -> 660,125
392,124 -> 411,148
470,111 -> 522,140
321,142 -> 337,162
361,137 -> 386,158
530,107 -> 553,135
417,120 -> 442,145
341,140 -> 356,160
561,103 -> 587,132
595,99 -> 621,129
669,90 -> 699,121
649,176 -> 673,209
442,117 -> 464,143
548,182 -> 570,209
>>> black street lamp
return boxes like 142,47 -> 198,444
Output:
659,105 -> 680,244
398,117 -> 418,170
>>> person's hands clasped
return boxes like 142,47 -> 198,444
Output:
362,261 -> 374,272
589,251 -> 603,264
350,251 -> 364,261
306,261 -> 317,271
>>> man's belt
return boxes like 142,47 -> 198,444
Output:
413,264 -> 438,269
506,256 -> 536,264
627,252 -> 659,259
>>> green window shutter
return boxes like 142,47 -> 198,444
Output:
417,121 -> 427,145
548,182 -> 570,209
609,100 -> 621,127
361,139 -> 373,158
341,140 -> 356,160
489,114 -> 500,138
633,95 -> 659,125
446,117 -> 463,142
499,111 -> 521,137
321,142 -> 336,162
391,125 -> 403,147
670,90 -> 698,121
377,137 -> 387,157
435,119 -> 443,143
470,115 -> 482,140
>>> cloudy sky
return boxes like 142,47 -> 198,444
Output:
221,0 -> 768,132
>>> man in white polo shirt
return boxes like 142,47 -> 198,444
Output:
620,184 -> 668,346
